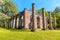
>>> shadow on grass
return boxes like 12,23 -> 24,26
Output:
0,27 -> 60,32
0,27 -> 31,32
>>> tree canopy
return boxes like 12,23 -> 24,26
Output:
53,7 -> 60,28
0,12 -> 10,20
0,0 -> 18,16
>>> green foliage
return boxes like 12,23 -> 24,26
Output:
37,8 -> 48,16
55,13 -> 60,28
0,12 -> 10,20
0,0 -> 18,16
0,12 -> 10,27
0,0 -> 18,27
37,8 -> 42,14
0,21 -> 5,27
54,7 -> 60,13
53,7 -> 60,28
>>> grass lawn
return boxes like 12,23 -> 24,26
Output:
0,28 -> 60,40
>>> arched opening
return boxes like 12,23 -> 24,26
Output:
18,15 -> 24,29
37,16 -> 40,29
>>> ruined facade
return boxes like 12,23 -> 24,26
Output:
7,3 -> 54,30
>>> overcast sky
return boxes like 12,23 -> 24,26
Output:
14,0 -> 60,12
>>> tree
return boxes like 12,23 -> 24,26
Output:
53,7 -> 60,28
0,0 -> 18,16
54,7 -> 60,13
0,12 -> 10,27
0,0 -> 18,27
55,13 -> 60,28
37,8 -> 48,16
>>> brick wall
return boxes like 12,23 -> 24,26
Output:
24,9 -> 31,29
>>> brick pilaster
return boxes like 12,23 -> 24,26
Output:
15,16 -> 17,28
24,8 -> 30,29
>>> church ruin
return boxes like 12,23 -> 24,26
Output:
6,3 -> 56,30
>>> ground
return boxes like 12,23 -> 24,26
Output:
0,28 -> 60,40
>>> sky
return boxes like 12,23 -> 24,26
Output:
14,0 -> 60,12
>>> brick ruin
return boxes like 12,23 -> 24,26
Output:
6,3 -> 56,30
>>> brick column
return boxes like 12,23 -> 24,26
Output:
48,12 -> 53,30
12,17 -> 14,29
15,16 -> 17,28
13,17 -> 15,29
24,8 -> 26,29
53,13 -> 57,29
16,16 -> 19,29
31,3 -> 37,31
42,8 -> 46,30
11,17 -> 14,28
24,8 -> 28,29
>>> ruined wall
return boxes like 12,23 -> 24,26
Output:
39,15 -> 43,29
23,9 -> 31,29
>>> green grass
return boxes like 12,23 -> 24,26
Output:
0,28 -> 60,40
